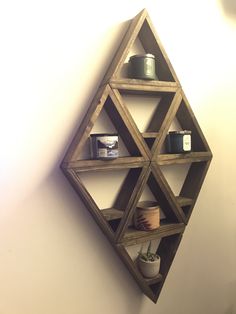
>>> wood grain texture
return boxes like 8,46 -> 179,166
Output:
110,79 -> 178,92
122,223 -> 185,246
114,165 -> 151,242
177,90 -> 212,152
111,88 -> 152,159
62,157 -> 147,171
150,162 -> 186,223
61,9 -> 212,304
139,15 -> 180,84
115,243 -> 156,301
102,9 -> 147,84
156,151 -> 212,165
152,233 -> 183,302
62,85 -> 110,163
151,89 -> 182,156
62,168 -> 115,242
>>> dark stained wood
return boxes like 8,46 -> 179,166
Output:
144,273 -> 163,285
114,165 -> 150,242
121,223 -> 185,246
62,168 -> 115,242
142,132 -> 160,138
177,90 -> 212,152
110,79 -> 178,92
156,151 -> 212,165
111,88 -> 152,159
101,9 -> 147,84
62,85 -> 110,163
146,93 -> 176,134
152,233 -> 183,302
62,157 -> 147,171
139,15 -> 180,84
61,9 -> 212,304
180,160 -> 212,222
107,88 -> 150,160
176,196 -> 193,207
150,162 -> 186,223
113,167 -> 146,210
116,243 -> 157,301
151,89 -> 182,156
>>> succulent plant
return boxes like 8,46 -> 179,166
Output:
138,241 -> 160,262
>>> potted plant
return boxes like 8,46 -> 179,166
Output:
137,241 -> 161,278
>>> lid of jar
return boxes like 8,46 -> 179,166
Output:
169,130 -> 192,135
136,200 -> 160,210
129,53 -> 155,60
90,133 -> 118,137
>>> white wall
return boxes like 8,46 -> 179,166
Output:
1,1 -> 236,313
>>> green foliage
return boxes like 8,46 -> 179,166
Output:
138,241 -> 159,262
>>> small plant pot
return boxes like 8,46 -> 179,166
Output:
138,255 -> 161,278
134,201 -> 160,231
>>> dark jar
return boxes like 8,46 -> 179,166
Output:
129,54 -> 156,80
90,133 -> 119,160
166,130 -> 192,153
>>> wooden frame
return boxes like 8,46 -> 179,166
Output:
61,9 -> 212,303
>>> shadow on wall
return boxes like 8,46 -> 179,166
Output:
43,164 -> 144,313
220,0 -> 236,18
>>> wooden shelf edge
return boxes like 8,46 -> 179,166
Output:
155,151 -> 212,165
121,223 -> 185,246
142,132 -> 160,139
109,79 -> 179,92
61,157 -> 149,171
144,273 -> 163,285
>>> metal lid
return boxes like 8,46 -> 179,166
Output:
168,130 -> 191,135
129,53 -> 155,60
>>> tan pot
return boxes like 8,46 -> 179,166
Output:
138,255 -> 161,278
134,201 -> 160,231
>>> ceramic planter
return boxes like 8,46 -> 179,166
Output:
138,255 -> 161,278
134,201 -> 160,231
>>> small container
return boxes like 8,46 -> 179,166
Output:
166,130 -> 192,153
129,54 -> 156,80
90,133 -> 119,160
134,201 -> 160,231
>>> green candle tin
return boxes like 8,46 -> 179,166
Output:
129,53 -> 156,80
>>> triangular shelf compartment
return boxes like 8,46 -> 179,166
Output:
61,9 -> 212,303
102,8 -> 180,85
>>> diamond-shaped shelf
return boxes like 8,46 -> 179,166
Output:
61,9 -> 212,303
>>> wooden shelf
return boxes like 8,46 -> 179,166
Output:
142,132 -> 160,139
144,273 -> 163,285
62,157 -> 147,171
61,9 -> 212,304
101,197 -> 192,222
156,152 -> 212,165
110,79 -> 179,93
122,223 -> 185,246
